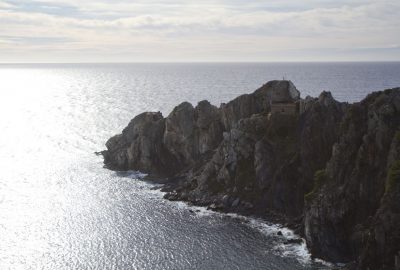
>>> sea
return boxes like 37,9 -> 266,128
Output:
1,62 -> 400,270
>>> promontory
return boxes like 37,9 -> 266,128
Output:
101,80 -> 400,270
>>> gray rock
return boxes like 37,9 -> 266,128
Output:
232,198 -> 240,207
163,102 -> 196,167
268,80 -> 300,103
103,112 -> 171,174
304,88 -> 400,266
102,81 -> 400,270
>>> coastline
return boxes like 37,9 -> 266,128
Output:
101,80 -> 400,270
123,170 -> 334,268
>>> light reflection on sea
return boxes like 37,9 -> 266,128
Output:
1,63 -> 399,269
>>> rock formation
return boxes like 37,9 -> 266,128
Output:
102,80 -> 400,270
304,89 -> 400,268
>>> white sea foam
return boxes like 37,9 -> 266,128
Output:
238,216 -> 312,265
2,63 -> 396,269
145,187 -> 325,266
121,174 -> 333,267
125,170 -> 148,179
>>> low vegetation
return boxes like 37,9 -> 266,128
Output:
385,160 -> 400,194
304,169 -> 327,202
395,130 -> 400,143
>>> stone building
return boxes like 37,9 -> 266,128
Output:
268,80 -> 300,115
270,102 -> 298,115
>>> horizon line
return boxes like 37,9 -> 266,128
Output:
1,60 -> 400,65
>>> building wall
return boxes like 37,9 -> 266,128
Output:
271,103 -> 297,115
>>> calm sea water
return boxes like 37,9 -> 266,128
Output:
1,62 -> 400,270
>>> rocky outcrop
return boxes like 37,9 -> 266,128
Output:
164,89 -> 345,220
103,100 -> 225,176
220,80 -> 299,130
163,100 -> 224,170
304,89 -> 400,268
103,112 -> 172,175
102,81 -> 400,270
103,80 -> 300,175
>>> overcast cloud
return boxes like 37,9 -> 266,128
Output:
0,0 -> 399,62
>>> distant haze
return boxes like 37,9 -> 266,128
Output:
0,0 -> 399,63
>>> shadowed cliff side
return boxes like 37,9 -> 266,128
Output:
304,89 -> 400,268
101,80 -> 400,270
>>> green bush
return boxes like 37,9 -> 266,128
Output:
304,169 -> 327,202
385,160 -> 400,194
395,131 -> 400,143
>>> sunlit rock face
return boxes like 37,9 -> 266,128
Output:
103,81 -> 400,269
104,80 -> 299,175
163,100 -> 224,170
103,112 -> 172,175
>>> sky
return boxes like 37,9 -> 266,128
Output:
0,0 -> 399,63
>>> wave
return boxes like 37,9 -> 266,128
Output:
123,171 -> 334,268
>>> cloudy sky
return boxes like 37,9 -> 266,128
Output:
0,0 -> 399,62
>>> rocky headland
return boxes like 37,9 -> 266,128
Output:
102,80 -> 400,270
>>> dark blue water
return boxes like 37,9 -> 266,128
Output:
0,62 -> 399,270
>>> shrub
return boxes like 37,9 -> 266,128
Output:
304,169 -> 327,202
395,131 -> 400,143
385,160 -> 400,194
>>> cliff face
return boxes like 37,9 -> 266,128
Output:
175,91 -> 345,219
102,80 -> 400,270
304,89 -> 400,267
103,80 -> 298,175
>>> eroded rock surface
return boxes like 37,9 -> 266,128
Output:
304,89 -> 400,268
102,80 -> 400,270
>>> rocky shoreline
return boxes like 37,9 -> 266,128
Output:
101,80 -> 400,270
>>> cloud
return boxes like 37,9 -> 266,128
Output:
0,0 -> 399,62
4,0 -> 81,17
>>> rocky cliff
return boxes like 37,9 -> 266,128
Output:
102,80 -> 400,270
304,89 -> 400,268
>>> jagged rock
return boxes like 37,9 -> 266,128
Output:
284,238 -> 303,245
304,88 -> 400,267
163,102 -> 196,167
251,92 -> 345,217
162,100 -> 224,168
103,112 -> 173,174
194,100 -> 224,154
102,81 -> 400,270
220,80 -> 299,130
232,198 -> 240,207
